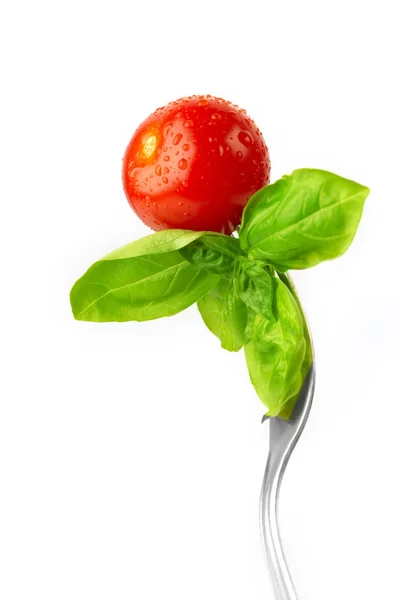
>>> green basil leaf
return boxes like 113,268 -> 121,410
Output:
236,257 -> 274,322
197,274 -> 247,352
275,272 -> 313,420
245,276 -> 306,417
70,230 -> 221,322
276,335 -> 312,420
240,169 -> 370,270
179,234 -> 241,275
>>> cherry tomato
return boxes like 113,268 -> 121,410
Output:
122,95 -> 271,234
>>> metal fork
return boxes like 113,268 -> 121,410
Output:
259,276 -> 316,600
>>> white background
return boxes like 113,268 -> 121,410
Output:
1,1 -> 399,598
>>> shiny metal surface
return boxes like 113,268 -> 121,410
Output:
259,275 -> 316,600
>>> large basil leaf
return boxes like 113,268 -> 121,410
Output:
244,276 -> 306,417
70,230 -> 221,322
240,169 -> 370,270
197,275 -> 247,352
179,234 -> 241,275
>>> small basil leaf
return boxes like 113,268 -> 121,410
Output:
236,257 -> 274,322
70,230 -> 221,322
240,169 -> 370,270
197,274 -> 247,352
180,234 -> 241,275
245,276 -> 306,417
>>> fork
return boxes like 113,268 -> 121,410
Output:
259,275 -> 316,600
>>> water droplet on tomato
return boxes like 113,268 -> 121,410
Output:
173,133 -> 182,145
182,180 -> 188,188
208,137 -> 213,143
183,212 -> 191,217
197,99 -> 209,106
182,143 -> 190,151
163,146 -> 167,152
164,166 -> 170,173
236,151 -> 243,159
184,120 -> 194,128
219,145 -> 224,156
145,201 -> 150,207
178,158 -> 188,170
238,131 -> 254,147
155,165 -> 162,176
163,122 -> 173,136
164,155 -> 170,161
211,112 -> 221,121
162,176 -> 168,184
177,201 -> 183,206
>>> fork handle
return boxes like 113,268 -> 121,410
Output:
260,451 -> 298,600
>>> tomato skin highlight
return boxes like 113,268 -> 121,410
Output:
122,95 -> 271,234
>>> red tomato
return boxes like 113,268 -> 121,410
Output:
122,95 -> 271,234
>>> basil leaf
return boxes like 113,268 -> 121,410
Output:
277,336 -> 312,420
179,234 -> 241,275
197,274 -> 247,352
240,169 -> 370,270
236,257 -> 274,322
276,272 -> 313,419
70,231 -> 221,322
273,276 -> 312,419
245,276 -> 306,417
